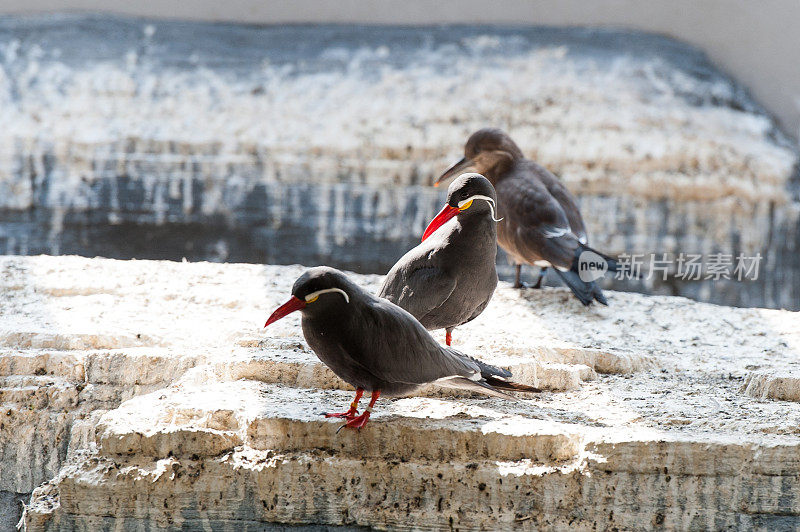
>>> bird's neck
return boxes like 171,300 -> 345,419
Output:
302,299 -> 355,331
451,215 -> 497,252
459,211 -> 497,233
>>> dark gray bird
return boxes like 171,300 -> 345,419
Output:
264,267 -> 539,429
436,128 -> 618,306
379,173 -> 499,346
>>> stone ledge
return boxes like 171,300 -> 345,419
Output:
0,332 -> 149,351
0,255 -> 798,530
28,439 -> 800,531
0,352 -> 85,381
0,376 -> 79,410
742,371 -> 800,402
94,381 -> 582,463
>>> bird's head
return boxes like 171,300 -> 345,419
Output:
264,267 -> 352,327
435,128 -> 523,187
422,173 -> 501,241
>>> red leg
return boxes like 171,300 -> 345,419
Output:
445,330 -> 452,346
342,390 -> 380,430
325,388 -> 363,420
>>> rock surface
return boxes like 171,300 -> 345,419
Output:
0,15 -> 798,309
0,255 -> 798,529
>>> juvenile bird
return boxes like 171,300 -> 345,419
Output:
265,267 -> 539,430
437,128 -> 617,305
379,173 -> 500,346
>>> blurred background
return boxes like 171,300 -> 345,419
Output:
0,1 -> 798,309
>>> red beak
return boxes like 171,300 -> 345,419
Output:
264,296 -> 306,327
422,204 -> 459,241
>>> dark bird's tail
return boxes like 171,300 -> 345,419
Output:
440,349 -> 542,399
438,376 -> 541,400
483,375 -> 542,393
463,354 -> 512,379
553,242 -> 621,306
554,269 -> 607,306
470,357 -> 541,393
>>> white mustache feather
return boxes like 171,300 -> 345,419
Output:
458,195 -> 504,222
304,288 -> 350,303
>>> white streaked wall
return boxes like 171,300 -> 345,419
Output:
1,0 -> 799,142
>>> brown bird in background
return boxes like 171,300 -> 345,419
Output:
436,128 -> 618,306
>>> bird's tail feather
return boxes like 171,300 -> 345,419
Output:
443,350 -> 541,397
554,269 -> 607,306
453,351 -> 512,379
484,375 -> 542,393
436,374 -> 542,399
447,347 -> 513,379
436,376 -> 517,400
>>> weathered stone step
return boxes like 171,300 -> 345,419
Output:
742,370 -> 800,402
0,376 -> 80,410
535,345 -> 653,375
0,346 -> 203,380
586,438 -> 800,478
81,349 -> 199,387
95,380 -> 583,463
27,436 -> 800,532
0,352 -> 85,380
0,332 -> 152,351
0,375 -> 74,388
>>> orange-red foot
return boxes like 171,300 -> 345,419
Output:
324,388 -> 363,420
445,330 -> 452,346
337,390 -> 380,432
343,411 -> 371,430
324,408 -> 358,420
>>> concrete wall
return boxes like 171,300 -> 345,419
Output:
1,1 -> 799,142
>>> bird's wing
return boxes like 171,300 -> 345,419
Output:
499,176 -> 580,269
532,162 -> 589,243
378,253 -> 457,322
341,297 -> 481,385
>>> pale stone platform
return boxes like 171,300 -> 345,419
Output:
1,255 -> 798,530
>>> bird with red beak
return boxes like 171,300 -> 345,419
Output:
379,173 -> 500,346
265,267 -> 539,430
436,128 -> 618,306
